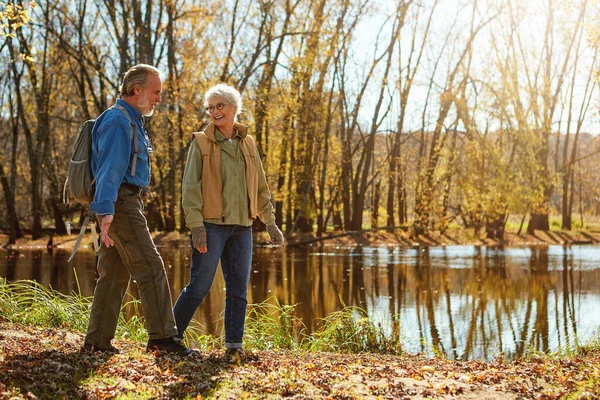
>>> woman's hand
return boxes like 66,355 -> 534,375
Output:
191,225 -> 207,253
266,224 -> 285,245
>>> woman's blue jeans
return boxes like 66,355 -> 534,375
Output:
173,223 -> 252,348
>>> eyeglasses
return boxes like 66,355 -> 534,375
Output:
205,102 -> 230,113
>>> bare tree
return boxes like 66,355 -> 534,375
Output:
526,0 -> 587,233
413,0 -> 499,235
387,0 -> 437,228
560,15 -> 597,229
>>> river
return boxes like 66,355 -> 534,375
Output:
2,243 -> 599,361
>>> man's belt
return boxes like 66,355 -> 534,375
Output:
121,182 -> 143,194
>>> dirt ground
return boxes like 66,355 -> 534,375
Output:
1,322 -> 598,399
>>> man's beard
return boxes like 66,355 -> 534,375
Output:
138,97 -> 154,117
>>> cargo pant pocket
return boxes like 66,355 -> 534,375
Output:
111,223 -> 145,265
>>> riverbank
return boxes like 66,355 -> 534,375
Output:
0,321 -> 599,399
2,273 -> 600,399
2,227 -> 600,251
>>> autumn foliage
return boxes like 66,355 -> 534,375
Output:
0,0 -> 599,242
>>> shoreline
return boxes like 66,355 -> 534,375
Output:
2,228 -> 600,251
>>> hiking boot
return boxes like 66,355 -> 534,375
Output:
81,342 -> 120,354
173,334 -> 184,343
224,348 -> 248,363
146,336 -> 193,356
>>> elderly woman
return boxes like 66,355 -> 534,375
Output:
173,83 -> 284,362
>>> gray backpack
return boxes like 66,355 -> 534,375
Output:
63,104 -> 139,262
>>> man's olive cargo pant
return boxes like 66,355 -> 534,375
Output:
84,185 -> 178,348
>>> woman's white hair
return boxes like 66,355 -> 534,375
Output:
204,83 -> 243,119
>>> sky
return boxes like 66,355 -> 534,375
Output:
349,0 -> 599,135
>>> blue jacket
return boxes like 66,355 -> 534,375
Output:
90,99 -> 152,215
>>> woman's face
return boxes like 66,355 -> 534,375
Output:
207,95 -> 236,130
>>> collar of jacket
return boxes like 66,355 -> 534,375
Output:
202,121 -> 248,141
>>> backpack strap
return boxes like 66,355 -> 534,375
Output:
63,175 -> 69,205
112,104 -> 140,176
67,210 -> 100,262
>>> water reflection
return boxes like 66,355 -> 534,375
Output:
1,244 -> 599,361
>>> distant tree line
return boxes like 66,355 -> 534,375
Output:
0,0 -> 598,243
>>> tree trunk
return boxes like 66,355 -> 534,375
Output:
562,172 -> 572,230
351,10 -> 402,231
164,1 -> 178,232
284,128 -> 295,233
146,200 -> 165,232
527,213 -> 549,234
398,175 -> 407,225
340,119 -> 352,230
0,166 -> 23,243
566,169 -> 575,229
333,209 -> 343,231
252,0 -> 297,151
48,198 -> 67,235
387,158 -> 398,228
485,215 -> 505,240
530,0 -> 586,234
30,159 -> 44,239
132,0 -> 157,65
274,171 -> 285,230
291,0 -> 328,233
371,181 -> 381,230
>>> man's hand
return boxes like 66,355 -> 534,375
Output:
266,224 -> 284,246
191,225 -> 207,253
100,215 -> 115,248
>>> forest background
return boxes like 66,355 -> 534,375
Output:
0,0 -> 599,244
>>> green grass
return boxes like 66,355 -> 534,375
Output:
574,333 -> 600,356
0,278 -> 405,355
307,306 -> 402,354
565,376 -> 600,400
0,277 -> 146,341
244,297 -> 307,351
0,278 -> 90,331
503,213 -> 600,232
3,276 -> 595,359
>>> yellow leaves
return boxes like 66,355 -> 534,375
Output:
435,383 -> 464,395
475,371 -> 487,382
556,372 -> 577,388
0,1 -> 36,37
411,365 -> 436,380
420,365 -> 435,374
19,53 -> 35,63
156,365 -> 172,375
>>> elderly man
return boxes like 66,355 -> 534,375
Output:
82,64 -> 191,356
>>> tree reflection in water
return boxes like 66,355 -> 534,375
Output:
1,244 -> 599,361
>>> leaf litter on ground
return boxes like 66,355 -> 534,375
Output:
0,322 -> 599,399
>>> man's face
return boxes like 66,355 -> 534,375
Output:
136,74 -> 162,116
